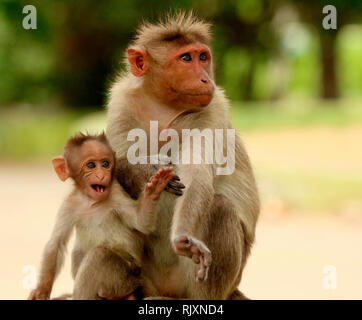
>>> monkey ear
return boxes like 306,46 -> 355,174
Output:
127,48 -> 149,77
52,156 -> 70,181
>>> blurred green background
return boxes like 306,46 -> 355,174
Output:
0,0 -> 361,216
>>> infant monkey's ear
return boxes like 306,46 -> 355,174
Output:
52,156 -> 71,181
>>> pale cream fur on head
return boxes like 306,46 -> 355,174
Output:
130,11 -> 212,50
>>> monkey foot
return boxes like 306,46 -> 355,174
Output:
173,235 -> 212,282
28,288 -> 51,300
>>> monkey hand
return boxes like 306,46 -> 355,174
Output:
164,172 -> 185,197
28,287 -> 51,300
146,166 -> 181,200
150,162 -> 185,197
173,235 -> 212,281
116,158 -> 184,199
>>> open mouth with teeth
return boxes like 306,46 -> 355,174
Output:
91,184 -> 106,193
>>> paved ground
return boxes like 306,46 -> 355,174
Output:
2,125 -> 362,299
242,214 -> 362,299
0,163 -> 361,300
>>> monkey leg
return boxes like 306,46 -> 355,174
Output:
71,248 -> 86,279
72,247 -> 142,300
182,195 -> 247,300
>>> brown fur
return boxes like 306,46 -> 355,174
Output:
130,11 -> 212,55
28,135 -> 175,300
64,132 -> 114,174
106,12 -> 260,299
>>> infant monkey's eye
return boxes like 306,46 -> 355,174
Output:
102,160 -> 110,168
86,161 -> 96,169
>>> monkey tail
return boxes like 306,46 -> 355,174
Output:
228,289 -> 250,300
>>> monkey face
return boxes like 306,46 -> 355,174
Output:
165,44 -> 215,108
73,140 -> 115,202
158,43 -> 215,109
128,44 -> 215,110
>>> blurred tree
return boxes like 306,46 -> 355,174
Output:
209,0 -> 278,101
0,0 -> 193,108
1,0 -> 361,107
49,0 -> 192,108
291,0 -> 362,100
0,0 -> 55,106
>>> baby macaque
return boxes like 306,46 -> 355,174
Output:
28,132 -> 181,300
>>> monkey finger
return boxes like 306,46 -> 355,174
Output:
154,169 -> 164,179
164,172 -> 176,183
176,242 -> 192,251
167,180 -> 185,189
175,235 -> 190,244
158,169 -> 167,178
200,266 -> 210,282
196,268 -> 205,281
166,186 -> 184,195
196,256 -> 209,282
192,254 -> 200,264
159,170 -> 173,184
146,182 -> 155,193
166,182 -> 185,192
202,250 -> 212,267
196,264 -> 206,281
161,166 -> 173,175
171,175 -> 181,181
165,186 -> 183,196
190,245 -> 200,254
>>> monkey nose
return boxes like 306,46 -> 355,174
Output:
96,173 -> 105,181
201,79 -> 208,84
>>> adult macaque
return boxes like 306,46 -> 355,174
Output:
28,133 -> 180,300
106,12 -> 260,299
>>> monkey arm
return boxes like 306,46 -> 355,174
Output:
114,191 -> 157,235
169,164 -> 214,281
29,202 -> 76,299
119,166 -> 177,234
134,191 -> 159,234
115,158 -> 155,199
171,164 -> 214,238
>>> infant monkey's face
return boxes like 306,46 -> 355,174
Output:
75,140 -> 115,202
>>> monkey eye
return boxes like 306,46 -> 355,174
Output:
86,161 -> 96,169
102,160 -> 110,168
180,53 -> 192,62
199,52 -> 207,61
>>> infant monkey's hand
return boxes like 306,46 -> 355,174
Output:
116,158 -> 185,199
145,167 -> 183,201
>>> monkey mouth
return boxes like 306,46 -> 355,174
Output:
170,87 -> 213,97
183,93 -> 212,97
176,91 -> 212,97
91,184 -> 106,193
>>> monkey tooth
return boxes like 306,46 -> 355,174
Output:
91,184 -> 106,193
